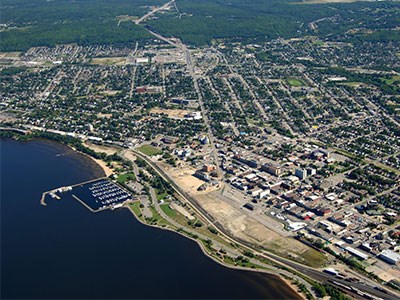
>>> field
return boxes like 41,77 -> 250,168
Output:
287,78 -> 305,87
90,57 -> 127,66
83,141 -> 119,155
341,82 -> 363,87
150,108 -> 192,119
160,203 -> 176,217
128,201 -> 143,219
137,144 -> 162,156
159,161 -> 212,195
117,172 -> 136,184
382,75 -> 400,86
116,15 -> 139,22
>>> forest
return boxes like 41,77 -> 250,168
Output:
146,0 -> 400,46
0,0 -> 164,51
1,0 -> 399,50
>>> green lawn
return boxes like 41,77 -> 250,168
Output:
382,75 -> 400,86
160,203 -> 176,217
156,190 -> 168,201
128,201 -> 142,218
287,78 -> 305,87
117,172 -> 136,184
312,40 -> 324,46
299,249 -> 328,268
137,144 -> 162,156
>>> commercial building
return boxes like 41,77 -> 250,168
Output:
379,250 -> 400,265
261,163 -> 282,177
295,168 -> 307,180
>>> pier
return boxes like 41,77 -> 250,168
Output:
40,178 -> 135,212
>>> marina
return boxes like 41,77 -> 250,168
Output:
40,178 -> 135,212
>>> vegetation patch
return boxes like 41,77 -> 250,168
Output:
90,57 -> 126,66
128,201 -> 142,219
160,203 -> 176,217
117,172 -> 136,184
287,78 -> 305,87
137,144 -> 162,156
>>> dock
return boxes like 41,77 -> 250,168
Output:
40,177 -> 136,212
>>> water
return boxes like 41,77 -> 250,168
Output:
1,139 -> 300,299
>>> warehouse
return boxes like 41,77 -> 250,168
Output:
379,250 -> 400,265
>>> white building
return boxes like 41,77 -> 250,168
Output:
379,250 -> 400,265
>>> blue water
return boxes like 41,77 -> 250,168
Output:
1,139 -> 300,299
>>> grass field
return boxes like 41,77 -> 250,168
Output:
382,75 -> 400,86
312,40 -> 324,45
287,78 -> 305,87
160,203 -> 176,217
299,248 -> 328,268
156,189 -> 168,201
90,57 -> 126,66
137,144 -> 162,156
128,201 -> 142,218
117,172 -> 136,184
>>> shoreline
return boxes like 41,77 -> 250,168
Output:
125,205 -> 306,300
2,136 -> 306,299
60,137 -> 307,299
85,155 -> 114,177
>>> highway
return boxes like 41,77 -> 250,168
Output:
134,0 -> 175,25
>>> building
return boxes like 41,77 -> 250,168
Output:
87,124 -> 94,132
345,246 -> 369,260
184,111 -> 202,120
135,57 -> 149,64
194,170 -> 210,182
306,168 -> 316,177
202,164 -> 216,173
261,163 -> 281,177
295,168 -> 307,180
379,250 -> 400,265
162,136 -> 179,144
243,203 -> 254,211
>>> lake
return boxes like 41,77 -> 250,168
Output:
1,138 -> 301,299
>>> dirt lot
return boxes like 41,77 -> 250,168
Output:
194,192 -> 327,267
150,108 -> 192,119
96,113 -> 112,119
159,162 -> 206,193
84,141 -> 119,156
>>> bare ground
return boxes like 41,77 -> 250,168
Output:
150,108 -> 192,119
194,192 -> 327,267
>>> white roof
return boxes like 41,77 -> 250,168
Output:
380,250 -> 400,263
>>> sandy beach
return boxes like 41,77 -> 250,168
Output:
90,157 -> 114,177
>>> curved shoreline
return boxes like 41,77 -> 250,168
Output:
124,205 -> 306,300
1,136 -> 306,299
58,137 -> 307,299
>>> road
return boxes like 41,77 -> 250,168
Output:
181,43 -> 222,176
147,181 -> 317,298
134,0 -> 175,25
131,149 -> 399,300
131,4 -> 400,298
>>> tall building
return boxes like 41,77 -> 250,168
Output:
295,168 -> 307,180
